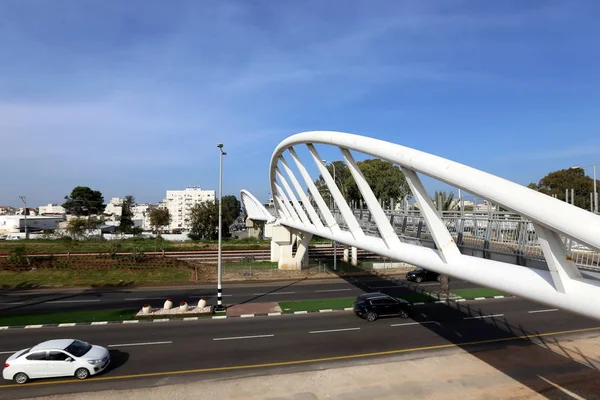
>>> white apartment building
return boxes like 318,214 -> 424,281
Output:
38,203 -> 65,215
132,203 -> 156,230
163,186 -> 216,230
103,197 -> 124,221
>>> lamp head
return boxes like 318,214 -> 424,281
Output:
217,143 -> 223,149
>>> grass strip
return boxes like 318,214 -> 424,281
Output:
0,309 -> 138,327
279,297 -> 355,312
224,261 -> 278,269
0,268 -> 191,288
278,292 -> 438,312
452,288 -> 507,299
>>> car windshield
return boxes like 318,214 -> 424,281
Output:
414,267 -> 425,272
64,340 -> 92,357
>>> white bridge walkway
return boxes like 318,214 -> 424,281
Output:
242,131 -> 600,321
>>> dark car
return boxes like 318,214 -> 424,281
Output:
353,293 -> 412,322
406,267 -> 442,283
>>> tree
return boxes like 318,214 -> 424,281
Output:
66,216 -> 102,240
189,201 -> 219,240
149,208 -> 171,235
430,190 -> 457,298
314,159 -> 411,208
528,168 -> 597,210
62,186 -> 105,216
222,195 -> 242,230
119,196 -> 135,233
431,191 -> 457,212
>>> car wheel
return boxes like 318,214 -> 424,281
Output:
415,276 -> 422,283
75,368 -> 90,380
13,372 -> 29,384
399,309 -> 409,319
366,312 -> 378,322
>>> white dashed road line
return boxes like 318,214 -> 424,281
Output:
213,334 -> 274,341
528,309 -> 559,314
390,321 -> 436,327
463,314 -> 504,320
252,292 -> 296,296
48,300 -> 100,304
108,341 -> 173,348
315,289 -> 352,293
309,327 -> 361,334
0,351 -> 16,355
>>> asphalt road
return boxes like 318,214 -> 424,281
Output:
0,277 -> 478,315
1,296 -> 599,399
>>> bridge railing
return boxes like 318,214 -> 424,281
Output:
326,208 -> 599,270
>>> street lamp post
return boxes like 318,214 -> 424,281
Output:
216,143 -> 227,312
322,160 -> 337,271
19,196 -> 28,239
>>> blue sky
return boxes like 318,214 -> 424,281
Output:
1,0 -> 599,207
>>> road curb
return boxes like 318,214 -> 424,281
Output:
0,296 -> 516,330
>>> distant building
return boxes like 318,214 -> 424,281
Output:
103,197 -> 124,221
38,203 -> 66,216
0,206 -> 16,215
0,215 -> 63,235
163,186 -> 216,230
16,207 -> 37,216
132,203 -> 157,230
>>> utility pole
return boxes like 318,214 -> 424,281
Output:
19,196 -> 28,239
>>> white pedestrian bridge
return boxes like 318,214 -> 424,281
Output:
241,131 -> 600,320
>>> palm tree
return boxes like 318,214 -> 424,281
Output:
430,191 -> 457,297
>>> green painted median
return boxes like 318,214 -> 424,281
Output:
278,292 -> 437,313
452,288 -> 507,299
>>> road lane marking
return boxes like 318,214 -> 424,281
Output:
463,314 -> 504,320
108,341 -> 173,348
315,289 -> 352,293
213,334 -> 274,341
528,309 -> 559,314
252,292 -> 296,296
48,300 -> 100,304
58,323 -> 76,327
24,325 -> 43,329
91,321 -> 108,325
0,302 -> 25,305
0,351 -> 16,355
390,321 -> 436,327
125,297 -> 166,301
122,320 -> 139,324
268,312 -> 282,316
2,325 -> 600,389
309,327 -> 360,334
537,375 -> 587,400
191,295 -> 233,298
367,285 -> 405,289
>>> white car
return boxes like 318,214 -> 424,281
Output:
3,339 -> 110,384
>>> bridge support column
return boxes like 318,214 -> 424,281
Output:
271,225 -> 312,270
343,247 -> 349,262
351,246 -> 358,266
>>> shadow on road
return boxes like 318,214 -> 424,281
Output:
105,350 -> 129,374
322,261 -> 600,399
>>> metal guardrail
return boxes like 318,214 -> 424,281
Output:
321,209 -> 600,270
